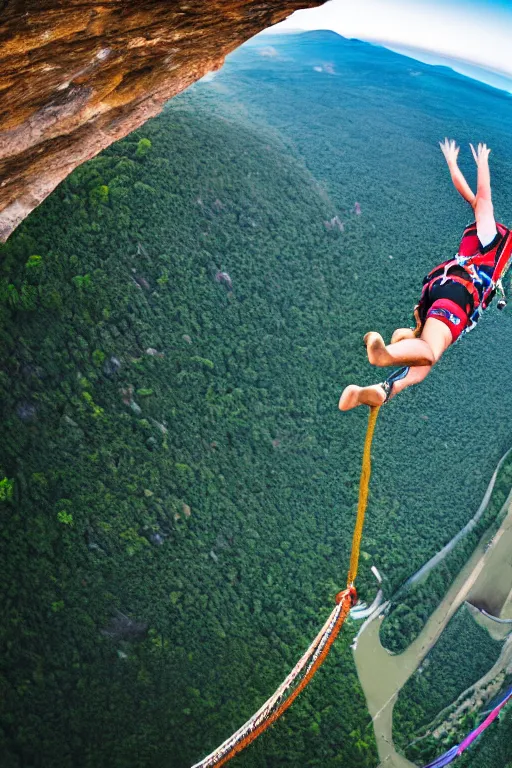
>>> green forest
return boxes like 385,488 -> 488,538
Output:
1,30 -> 512,768
381,456 -> 512,654
393,605 -> 505,764
458,700 -> 512,768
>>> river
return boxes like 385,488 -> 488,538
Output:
353,494 -> 512,767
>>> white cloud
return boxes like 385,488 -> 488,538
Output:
258,46 -> 279,58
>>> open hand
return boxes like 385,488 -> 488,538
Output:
439,138 -> 460,165
470,142 -> 491,165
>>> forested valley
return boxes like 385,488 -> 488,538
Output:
1,31 -> 511,767
393,605 -> 509,766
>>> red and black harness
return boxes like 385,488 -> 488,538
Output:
380,222 -> 512,403
416,222 -> 512,332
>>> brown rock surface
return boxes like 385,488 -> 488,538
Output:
0,0 -> 322,241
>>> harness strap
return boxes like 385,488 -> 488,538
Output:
423,258 -> 459,283
379,366 -> 410,403
436,273 -> 479,309
492,231 -> 512,287
417,225 -> 512,334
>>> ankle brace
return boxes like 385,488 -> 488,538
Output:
379,366 -> 410,403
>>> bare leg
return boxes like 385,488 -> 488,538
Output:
339,318 -> 452,411
382,363 -> 431,400
365,315 -> 451,367
339,364 -> 431,410
364,331 -> 434,366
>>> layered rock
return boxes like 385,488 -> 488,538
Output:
0,0 -> 322,241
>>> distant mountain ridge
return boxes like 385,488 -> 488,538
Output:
256,28 -> 512,96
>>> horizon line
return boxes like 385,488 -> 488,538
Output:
256,27 -> 512,95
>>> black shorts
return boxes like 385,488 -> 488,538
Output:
421,274 -> 474,342
426,278 -> 473,313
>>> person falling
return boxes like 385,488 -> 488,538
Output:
339,139 -> 512,411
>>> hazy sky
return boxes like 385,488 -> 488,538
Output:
269,0 -> 512,78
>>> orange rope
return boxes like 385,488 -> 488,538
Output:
193,405 -> 380,768
347,405 -> 380,586
212,592 -> 354,768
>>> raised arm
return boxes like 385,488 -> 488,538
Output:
470,142 -> 497,247
439,138 -> 476,208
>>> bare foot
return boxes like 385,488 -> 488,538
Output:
339,384 -> 386,411
363,332 -> 394,366
390,327 -> 416,344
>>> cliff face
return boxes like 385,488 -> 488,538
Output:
0,0 -> 321,241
